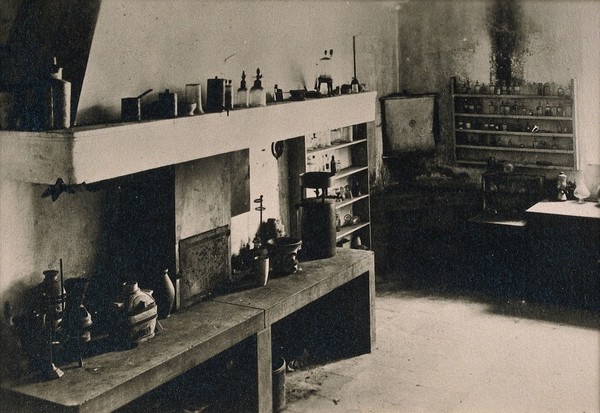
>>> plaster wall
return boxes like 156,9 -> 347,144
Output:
397,0 -> 599,186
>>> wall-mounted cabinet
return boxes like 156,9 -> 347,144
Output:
451,78 -> 577,172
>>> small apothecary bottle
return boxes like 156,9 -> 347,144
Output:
249,68 -> 266,107
236,71 -> 249,108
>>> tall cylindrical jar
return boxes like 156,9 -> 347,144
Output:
154,269 -> 175,319
48,57 -> 71,129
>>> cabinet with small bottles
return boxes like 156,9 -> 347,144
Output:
451,77 -> 577,171
302,123 -> 371,249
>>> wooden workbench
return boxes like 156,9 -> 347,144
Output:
1,248 -> 375,413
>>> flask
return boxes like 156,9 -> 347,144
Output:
573,170 -> 590,203
249,68 -> 266,107
47,57 -> 71,129
236,71 -> 249,108
154,269 -> 175,319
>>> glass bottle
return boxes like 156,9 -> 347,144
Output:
536,101 -> 543,116
556,102 -> 563,117
155,269 -> 175,319
249,68 -> 266,107
236,71 -> 249,108
224,80 -> 233,112
573,170 -> 590,203
564,103 -> 572,118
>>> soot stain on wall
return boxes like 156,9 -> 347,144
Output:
487,0 -> 526,85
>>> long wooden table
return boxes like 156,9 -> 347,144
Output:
1,248 -> 375,413
525,200 -> 600,309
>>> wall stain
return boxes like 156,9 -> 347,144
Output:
487,0 -> 526,85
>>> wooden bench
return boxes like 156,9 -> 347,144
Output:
1,248 -> 375,413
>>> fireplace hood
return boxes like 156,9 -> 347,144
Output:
0,92 -> 376,185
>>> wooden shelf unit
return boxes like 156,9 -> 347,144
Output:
451,78 -> 577,172
288,121 -> 372,250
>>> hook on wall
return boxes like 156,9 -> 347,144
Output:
271,141 -> 284,160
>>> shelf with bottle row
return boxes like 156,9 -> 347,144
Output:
455,144 -> 573,153
451,77 -> 577,172
455,128 -> 573,138
457,159 -> 570,171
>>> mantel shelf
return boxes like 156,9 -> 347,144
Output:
0,92 -> 376,184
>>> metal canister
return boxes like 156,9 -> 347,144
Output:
158,89 -> 177,118
300,197 -> 336,260
299,172 -> 337,260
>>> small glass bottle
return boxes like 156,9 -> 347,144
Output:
249,68 -> 266,107
556,102 -> 563,117
236,71 -> 249,108
224,80 -> 233,112
564,103 -> 572,118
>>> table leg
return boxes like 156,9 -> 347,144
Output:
256,327 -> 273,413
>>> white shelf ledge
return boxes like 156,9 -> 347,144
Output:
0,92 -> 376,184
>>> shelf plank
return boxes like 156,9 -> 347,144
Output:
335,194 -> 369,209
455,113 -> 572,121
334,165 -> 368,180
455,129 -> 573,138
454,93 -> 573,100
0,92 -> 377,184
455,145 -> 574,154
336,222 -> 370,241
307,139 -> 366,155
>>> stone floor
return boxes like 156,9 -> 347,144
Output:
283,278 -> 600,413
